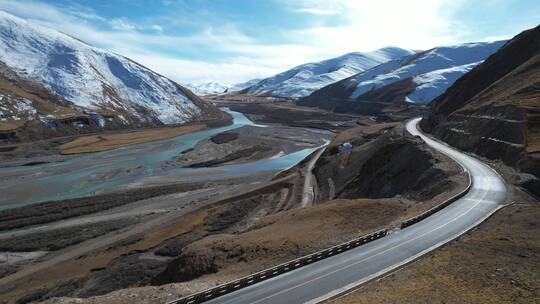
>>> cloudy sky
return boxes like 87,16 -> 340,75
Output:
1,0 -> 539,85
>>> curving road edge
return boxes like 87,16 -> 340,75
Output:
183,117 -> 508,304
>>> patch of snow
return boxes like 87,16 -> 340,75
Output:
449,127 -> 472,135
405,61 -> 482,104
0,251 -> 49,264
404,96 -> 415,103
87,112 -> 106,127
39,116 -> 57,129
118,115 -> 128,124
482,136 -> 524,147
0,93 -> 36,121
453,113 -> 525,123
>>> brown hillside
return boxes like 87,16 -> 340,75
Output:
422,25 -> 540,196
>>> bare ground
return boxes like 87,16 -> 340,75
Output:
59,125 -> 207,154
33,197 -> 448,304
331,199 -> 540,304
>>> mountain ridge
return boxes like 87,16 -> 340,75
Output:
243,47 -> 416,98
297,40 -> 506,115
0,10 -> 221,139
420,24 -> 540,196
186,82 -> 228,96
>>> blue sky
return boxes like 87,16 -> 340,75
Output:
1,0 -> 539,85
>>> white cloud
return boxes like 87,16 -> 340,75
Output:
151,24 -> 163,32
295,8 -> 340,15
0,0 -> 473,84
129,52 -> 277,85
109,18 -> 137,31
283,0 -> 467,53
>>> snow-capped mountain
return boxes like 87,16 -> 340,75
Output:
244,47 -> 416,98
298,40 -> 506,113
0,11 -> 220,129
405,61 -> 481,104
229,78 -> 262,92
347,41 -> 506,104
186,82 -> 228,96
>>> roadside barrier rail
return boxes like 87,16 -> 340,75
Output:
401,170 -> 472,229
167,171 -> 473,304
166,229 -> 388,304
167,123 -> 475,304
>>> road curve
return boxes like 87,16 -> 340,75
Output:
200,117 -> 507,304
300,147 -> 326,208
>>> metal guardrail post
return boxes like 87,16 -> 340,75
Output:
166,229 -> 388,304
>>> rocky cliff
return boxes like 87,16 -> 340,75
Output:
421,25 -> 540,196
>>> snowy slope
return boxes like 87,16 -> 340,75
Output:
229,78 -> 261,92
245,47 -> 415,98
186,82 -> 228,96
406,61 -> 482,104
0,11 -> 217,125
347,41 -> 506,102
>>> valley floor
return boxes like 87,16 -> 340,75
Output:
0,98 -> 537,304
0,100 -> 474,304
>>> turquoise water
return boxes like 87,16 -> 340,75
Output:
0,108 -> 324,210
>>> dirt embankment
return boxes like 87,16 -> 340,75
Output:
331,196 -> 540,304
0,182 -> 208,231
153,198 -> 404,285
313,123 -> 466,205
59,125 -> 207,154
421,25 -> 540,197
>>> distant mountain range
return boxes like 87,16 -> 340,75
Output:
297,40 -> 506,114
186,82 -> 228,96
242,47 -> 416,98
0,11 -> 221,141
185,78 -> 264,96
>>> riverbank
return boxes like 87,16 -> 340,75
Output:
0,109 -> 260,208
0,107 -> 336,303
0,110 -> 233,162
212,95 -> 364,131
59,125 -> 207,154
166,125 -> 330,168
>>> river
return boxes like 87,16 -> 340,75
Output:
0,108 -> 326,210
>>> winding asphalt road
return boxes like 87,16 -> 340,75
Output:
300,146 -> 326,208
201,117 -> 507,304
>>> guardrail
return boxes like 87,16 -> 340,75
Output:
401,170 -> 472,229
166,121 -> 475,304
166,229 -> 388,304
